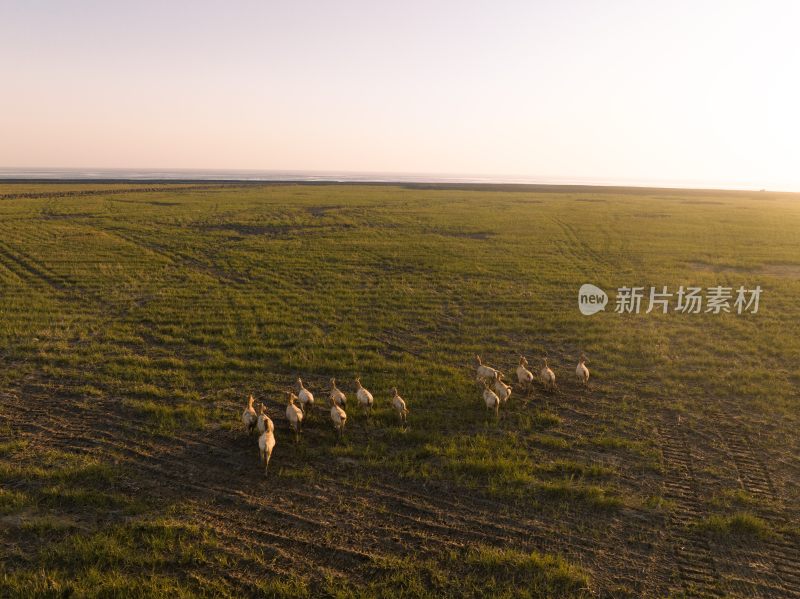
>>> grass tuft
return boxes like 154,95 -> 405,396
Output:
695,512 -> 774,541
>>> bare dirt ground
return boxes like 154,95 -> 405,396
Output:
3,376 -> 797,597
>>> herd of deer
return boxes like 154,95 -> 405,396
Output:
475,353 -> 590,417
240,354 -> 589,476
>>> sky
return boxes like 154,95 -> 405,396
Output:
1,0 -> 799,190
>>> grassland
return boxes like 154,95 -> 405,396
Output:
0,182 -> 798,598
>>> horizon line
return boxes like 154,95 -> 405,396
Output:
0,167 -> 797,194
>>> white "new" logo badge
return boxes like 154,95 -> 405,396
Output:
578,284 -> 608,315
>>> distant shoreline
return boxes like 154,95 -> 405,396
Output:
0,179 -> 794,197
0,169 -> 792,193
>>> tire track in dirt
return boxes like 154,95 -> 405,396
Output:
550,216 -> 615,276
0,382 -> 753,598
0,226 -> 149,328
643,408 -> 800,599
4,378 -> 794,598
642,416 -> 724,598
99,227 -> 247,285
706,408 -> 800,598
712,419 -> 778,504
0,238 -> 69,291
763,539 -> 800,595
332,477 -> 649,594
2,385 -> 647,596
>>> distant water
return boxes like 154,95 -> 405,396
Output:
0,168 -> 780,191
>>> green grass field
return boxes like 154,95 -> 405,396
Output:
1,182 -> 798,597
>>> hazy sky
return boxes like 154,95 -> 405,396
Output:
2,1 -> 798,189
